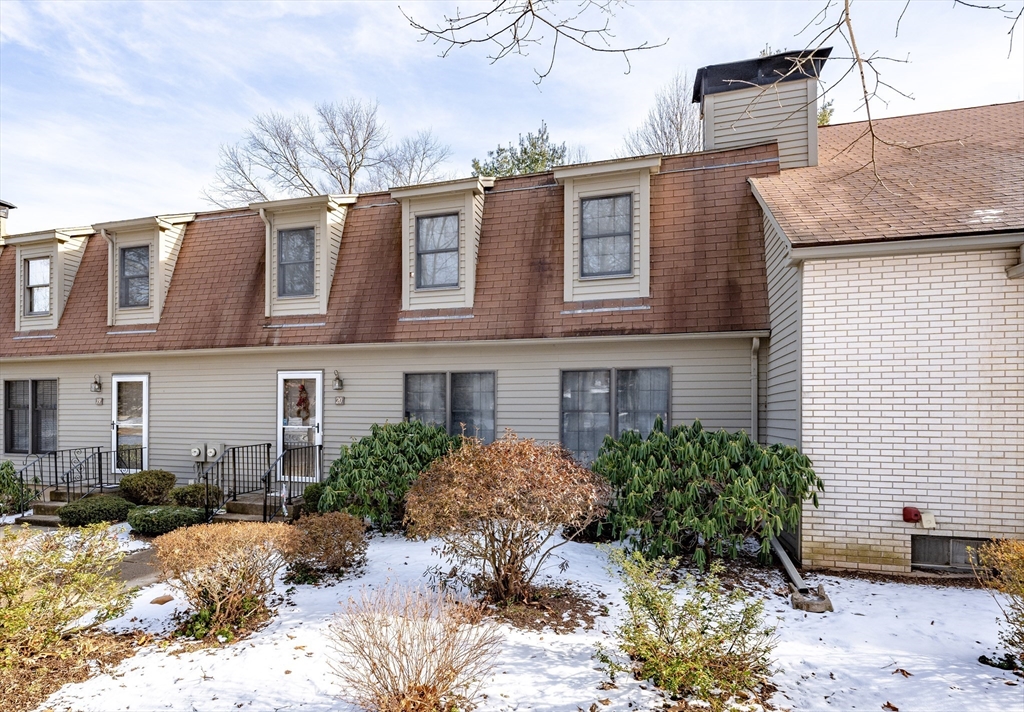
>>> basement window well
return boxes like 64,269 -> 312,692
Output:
911,535 -> 987,571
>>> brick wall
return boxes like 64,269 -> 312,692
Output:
801,249 -> 1024,572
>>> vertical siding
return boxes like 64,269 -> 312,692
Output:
708,80 -> 816,169
762,216 -> 801,446
1,336 -> 757,480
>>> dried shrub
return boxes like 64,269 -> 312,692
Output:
405,432 -> 612,602
600,548 -> 776,710
118,469 -> 177,505
169,483 -> 223,508
320,421 -> 461,530
0,524 -> 133,662
58,495 -> 134,527
286,512 -> 367,583
329,585 -> 501,712
127,505 -> 205,536
595,420 -> 823,567
153,522 -> 297,640
974,539 -> 1024,661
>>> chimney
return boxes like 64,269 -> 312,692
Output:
0,199 -> 15,239
692,48 -> 831,169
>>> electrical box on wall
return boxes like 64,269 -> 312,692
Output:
189,443 -> 207,462
206,442 -> 227,460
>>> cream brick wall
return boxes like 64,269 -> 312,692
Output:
801,249 -> 1024,572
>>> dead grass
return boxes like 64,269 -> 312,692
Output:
492,583 -> 606,634
0,632 -> 147,712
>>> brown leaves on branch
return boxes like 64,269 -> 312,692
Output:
405,432 -> 612,602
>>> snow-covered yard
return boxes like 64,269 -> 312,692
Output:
36,535 -> 1022,712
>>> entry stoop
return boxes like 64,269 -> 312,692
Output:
209,492 -> 303,523
13,488 -> 124,527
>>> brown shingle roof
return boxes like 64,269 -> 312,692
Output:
750,102 -> 1024,246
0,144 -> 777,358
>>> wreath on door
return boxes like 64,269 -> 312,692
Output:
295,383 -> 311,422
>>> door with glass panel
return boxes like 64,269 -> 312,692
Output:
277,371 -> 322,482
111,375 -> 148,472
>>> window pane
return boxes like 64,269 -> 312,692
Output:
279,229 -> 315,263
124,276 -> 149,307
405,374 -> 446,428
120,246 -> 150,307
282,378 -> 317,426
617,368 -> 670,438
5,381 -> 31,453
278,229 -> 315,297
561,370 -> 611,463
582,235 -> 631,277
29,286 -> 50,313
451,372 -> 495,443
121,246 -> 149,277
117,381 -> 143,424
418,252 -> 458,288
417,215 -> 459,252
33,380 -> 57,453
27,258 -> 49,286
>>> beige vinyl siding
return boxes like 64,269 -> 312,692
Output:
761,215 -> 801,446
1,335 -> 757,480
14,241 -> 57,332
705,80 -> 817,169
563,172 -> 651,303
60,236 -> 88,321
404,193 -> 472,310
111,227 -> 159,326
270,210 -> 324,317
159,222 -> 187,308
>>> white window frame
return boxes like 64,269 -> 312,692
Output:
24,256 -> 51,315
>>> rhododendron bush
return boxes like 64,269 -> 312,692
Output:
405,432 -> 611,602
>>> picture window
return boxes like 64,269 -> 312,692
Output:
404,371 -> 495,443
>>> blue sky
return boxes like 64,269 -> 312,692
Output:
1,0 -> 1022,232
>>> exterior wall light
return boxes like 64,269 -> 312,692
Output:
90,374 -> 102,393
332,370 -> 344,390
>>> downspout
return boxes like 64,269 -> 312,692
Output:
258,208 -> 271,317
101,229 -> 115,326
1007,244 -> 1024,279
750,337 -> 760,442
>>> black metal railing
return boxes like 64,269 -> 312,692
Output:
14,447 -> 103,513
262,445 -> 322,522
199,444 -> 273,520
60,447 -> 146,502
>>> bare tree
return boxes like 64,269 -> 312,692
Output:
401,0 -> 665,84
363,130 -> 454,190
204,100 -> 452,207
622,71 -> 702,157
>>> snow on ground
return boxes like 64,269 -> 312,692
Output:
37,536 -> 1022,712
110,522 -> 151,553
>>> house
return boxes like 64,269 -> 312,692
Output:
2,50 -> 1021,573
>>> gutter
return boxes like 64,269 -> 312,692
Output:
1008,245 -> 1024,279
258,208 -> 271,317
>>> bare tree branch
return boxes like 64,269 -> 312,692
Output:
401,0 -> 667,84
204,100 -> 451,206
622,70 -> 702,156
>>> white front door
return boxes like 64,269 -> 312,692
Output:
277,371 -> 322,481
111,374 -> 148,472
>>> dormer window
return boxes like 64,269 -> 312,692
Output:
580,195 -> 632,278
277,228 -> 316,298
553,155 -> 661,303
25,257 -> 51,314
416,214 -> 460,288
119,245 -> 150,308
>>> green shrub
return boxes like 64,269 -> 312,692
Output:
1,523 -> 133,661
594,419 -> 822,567
58,496 -> 134,527
1,460 -> 33,516
600,548 -> 775,709
320,421 -> 460,530
302,482 -> 324,516
128,505 -> 205,536
118,469 -> 177,505
170,483 -> 223,508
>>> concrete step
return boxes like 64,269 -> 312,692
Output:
225,498 -> 302,518
14,513 -> 62,527
210,512 -> 289,524
48,488 -> 121,503
29,500 -> 66,516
